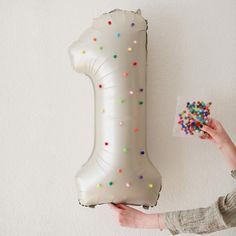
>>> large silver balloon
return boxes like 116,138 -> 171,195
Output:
68,9 -> 162,208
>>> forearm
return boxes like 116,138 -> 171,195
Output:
140,213 -> 166,229
163,187 -> 236,235
220,141 -> 236,170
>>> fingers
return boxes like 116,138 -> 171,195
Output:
209,117 -> 219,125
199,134 -> 208,140
213,119 -> 223,130
206,117 -> 212,124
203,117 -> 224,134
200,131 -> 209,138
109,203 -> 131,211
208,118 -> 223,130
205,117 -> 215,129
201,125 -> 216,137
115,203 -> 130,210
109,203 -> 123,212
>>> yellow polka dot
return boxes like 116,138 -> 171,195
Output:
148,183 -> 153,188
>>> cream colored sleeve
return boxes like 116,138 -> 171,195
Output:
164,170 -> 236,235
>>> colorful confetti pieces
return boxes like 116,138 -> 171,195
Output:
178,101 -> 212,135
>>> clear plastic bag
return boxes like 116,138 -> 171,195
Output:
173,96 -> 213,137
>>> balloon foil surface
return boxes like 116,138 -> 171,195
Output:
68,9 -> 162,207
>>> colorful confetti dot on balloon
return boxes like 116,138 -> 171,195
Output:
108,20 -> 112,25
140,150 -> 145,155
148,183 -> 154,188
139,175 -> 144,179
133,40 -> 137,44
122,147 -> 128,153
131,22 -> 135,27
99,46 -> 103,50
116,32 -> 121,38
119,121 -> 124,126
104,142 -> 109,146
96,183 -> 102,188
119,98 -> 125,104
117,168 -> 123,173
132,61 -> 138,66
122,72 -> 129,77
133,127 -> 139,133
128,47 -> 132,52
113,54 -> 118,59
98,84 -> 102,88
108,181 -> 113,186
93,37 -> 97,42
139,88 -> 144,92
81,50 -> 86,54
139,100 -> 144,105
129,90 -> 134,95
126,182 -> 131,188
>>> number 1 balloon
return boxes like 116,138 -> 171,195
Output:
68,9 -> 162,209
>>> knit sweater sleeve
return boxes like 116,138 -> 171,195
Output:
164,170 -> 236,235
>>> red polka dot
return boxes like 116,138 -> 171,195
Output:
108,20 -> 112,25
98,84 -> 102,88
104,142 -> 109,146
132,61 -> 138,66
133,128 -> 139,133
122,72 -> 129,77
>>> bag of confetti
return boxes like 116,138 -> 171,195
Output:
173,96 -> 213,137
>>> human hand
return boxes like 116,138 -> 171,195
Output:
200,118 -> 234,150
109,203 -> 165,229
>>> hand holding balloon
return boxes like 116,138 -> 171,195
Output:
109,203 -> 166,230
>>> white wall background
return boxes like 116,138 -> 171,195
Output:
0,0 -> 236,235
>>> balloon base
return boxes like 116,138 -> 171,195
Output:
78,185 -> 162,210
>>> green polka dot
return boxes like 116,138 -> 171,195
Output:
122,147 -> 128,153
139,101 -> 144,105
116,32 -> 121,38
108,181 -> 113,186
119,99 -> 125,104
113,54 -> 118,59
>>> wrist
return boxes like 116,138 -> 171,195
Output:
157,213 -> 166,230
220,140 -> 235,154
141,213 -> 166,229
219,138 -> 234,150
142,213 -> 159,228
220,141 -> 236,170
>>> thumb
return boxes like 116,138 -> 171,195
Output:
115,203 -> 130,210
201,125 -> 216,137
109,203 -> 123,212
